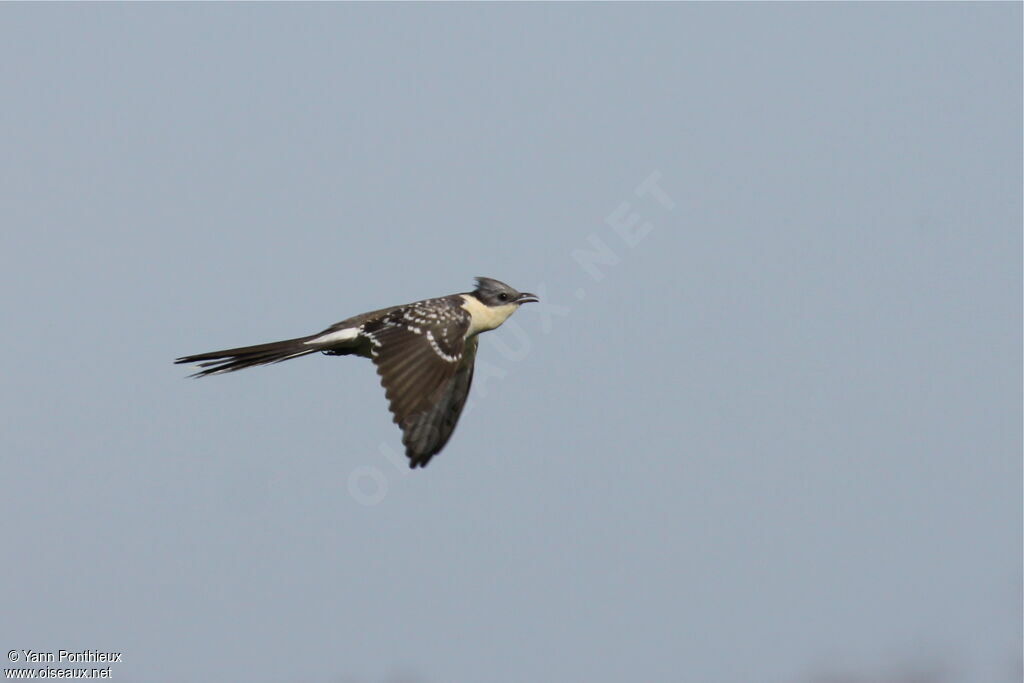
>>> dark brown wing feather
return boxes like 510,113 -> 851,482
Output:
365,300 -> 473,466
400,338 -> 478,467
373,327 -> 456,422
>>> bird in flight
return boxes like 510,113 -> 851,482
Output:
175,277 -> 537,468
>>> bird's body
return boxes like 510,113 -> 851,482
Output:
176,277 -> 537,468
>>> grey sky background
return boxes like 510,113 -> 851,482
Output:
1,4 -> 1020,683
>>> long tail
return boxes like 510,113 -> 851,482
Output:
175,335 -> 320,377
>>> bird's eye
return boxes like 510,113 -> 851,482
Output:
498,293 -> 509,302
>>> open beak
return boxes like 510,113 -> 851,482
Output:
516,292 -> 539,304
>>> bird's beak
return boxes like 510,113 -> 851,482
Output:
516,292 -> 539,304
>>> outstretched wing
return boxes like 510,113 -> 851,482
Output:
399,338 -> 477,468
364,298 -> 475,467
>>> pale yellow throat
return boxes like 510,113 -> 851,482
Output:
460,294 -> 519,337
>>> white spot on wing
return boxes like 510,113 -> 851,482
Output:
425,330 -> 460,363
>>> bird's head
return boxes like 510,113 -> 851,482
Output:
471,277 -> 538,307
